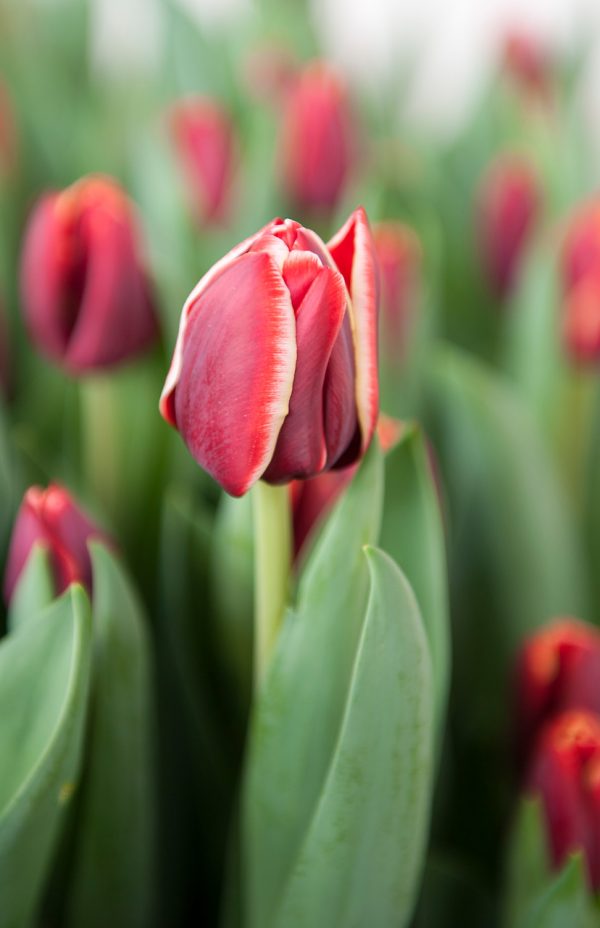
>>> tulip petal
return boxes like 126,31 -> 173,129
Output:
323,314 -> 359,467
160,220 -> 280,422
328,207 -> 379,452
264,265 -> 347,484
172,252 -> 296,496
66,203 -> 158,372
21,194 -> 79,363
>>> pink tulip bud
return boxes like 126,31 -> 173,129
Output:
160,207 -> 379,497
169,97 -> 235,226
4,484 -> 108,603
516,619 -> 600,768
502,29 -> 553,105
373,221 -> 421,363
526,710 -> 600,890
560,204 -> 600,364
20,175 -> 159,375
279,61 -> 354,214
477,152 -> 540,299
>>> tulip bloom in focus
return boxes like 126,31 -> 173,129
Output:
477,152 -> 540,300
526,710 -> 600,890
516,619 -> 600,767
373,221 -> 421,363
169,97 -> 235,226
561,203 -> 600,363
20,175 -> 159,375
4,484 -> 107,603
160,207 -> 379,497
279,61 -> 354,214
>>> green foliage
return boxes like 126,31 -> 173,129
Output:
0,586 -> 92,928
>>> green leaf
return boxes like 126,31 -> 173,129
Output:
0,586 -> 92,928
241,442 -> 386,926
271,548 -> 434,928
7,544 -> 56,634
427,345 -> 589,652
64,543 -> 156,928
522,857 -> 598,928
380,423 -> 450,735
503,799 -> 598,928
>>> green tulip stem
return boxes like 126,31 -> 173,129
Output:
252,480 -> 292,690
81,376 -> 120,525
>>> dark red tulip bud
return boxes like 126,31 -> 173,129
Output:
526,710 -> 600,890
373,221 -> 421,364
160,208 -> 379,497
516,619 -> 600,768
4,484 -> 108,603
20,175 -> 159,375
279,61 -> 354,214
477,152 -> 540,299
169,97 -> 235,226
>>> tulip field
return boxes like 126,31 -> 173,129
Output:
2,1 -> 600,926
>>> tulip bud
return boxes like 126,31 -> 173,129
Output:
20,175 -> 159,375
562,203 -> 600,294
160,207 -> 379,497
169,97 -> 235,226
562,272 -> 600,364
516,619 -> 600,768
372,221 -> 421,363
502,29 -> 553,105
4,484 -> 107,603
477,152 -> 540,299
526,710 -> 600,890
279,61 -> 354,214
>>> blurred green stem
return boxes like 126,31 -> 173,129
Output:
252,481 -> 291,690
81,376 -> 120,524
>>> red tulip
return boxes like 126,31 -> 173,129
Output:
4,484 -> 107,603
20,175 -> 159,375
516,619 -> 600,767
373,221 -> 421,363
526,710 -> 600,890
279,61 -> 354,214
562,203 -> 600,293
477,152 -> 540,299
562,273 -> 600,364
160,207 -> 379,497
502,29 -> 553,105
169,97 -> 235,226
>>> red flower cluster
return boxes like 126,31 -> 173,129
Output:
516,619 -> 600,889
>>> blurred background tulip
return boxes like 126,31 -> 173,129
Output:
476,151 -> 541,301
278,60 -> 355,216
525,710 -> 600,890
168,97 -> 236,227
373,220 -> 421,364
4,483 -> 106,603
20,175 -> 159,375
